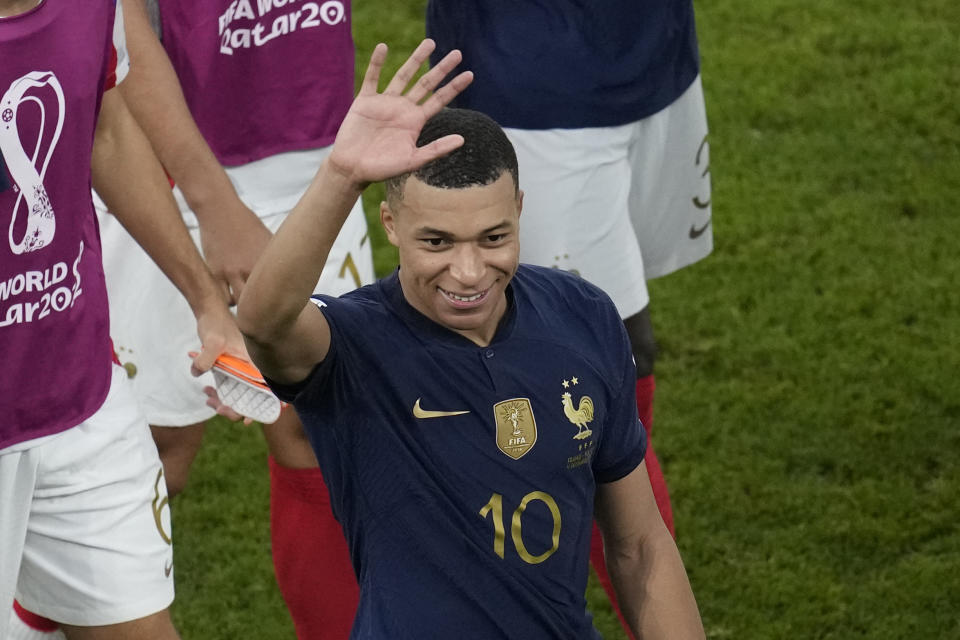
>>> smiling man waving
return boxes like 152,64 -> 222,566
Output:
237,39 -> 704,639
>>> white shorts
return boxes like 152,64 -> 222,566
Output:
0,366 -> 174,633
97,148 -> 374,427
508,75 -> 712,319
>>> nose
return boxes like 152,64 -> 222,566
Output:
448,243 -> 484,286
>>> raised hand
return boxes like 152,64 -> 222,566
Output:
327,39 -> 473,188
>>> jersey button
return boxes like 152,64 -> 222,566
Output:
485,349 -> 495,359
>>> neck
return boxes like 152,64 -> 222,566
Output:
0,0 -> 39,18
396,272 -> 508,348
453,294 -> 507,347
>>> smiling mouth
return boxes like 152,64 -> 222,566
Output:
438,287 -> 489,307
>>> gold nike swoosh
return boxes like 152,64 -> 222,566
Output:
412,398 -> 470,419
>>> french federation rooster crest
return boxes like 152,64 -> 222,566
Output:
561,377 -> 594,440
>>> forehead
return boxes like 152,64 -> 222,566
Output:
395,173 -> 519,229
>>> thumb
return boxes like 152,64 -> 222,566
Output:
190,345 -> 219,376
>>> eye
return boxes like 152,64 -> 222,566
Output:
422,237 -> 448,248
485,233 -> 506,244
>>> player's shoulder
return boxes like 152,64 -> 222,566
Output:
512,265 -> 624,344
513,264 -> 619,313
312,272 -> 418,335
310,279 -> 387,323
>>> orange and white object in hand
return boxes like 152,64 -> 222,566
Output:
198,352 -> 284,424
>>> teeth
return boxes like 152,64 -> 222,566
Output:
444,290 -> 483,302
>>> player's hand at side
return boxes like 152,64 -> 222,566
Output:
327,39 -> 473,189
190,304 -> 256,424
202,386 -> 254,425
197,199 -> 272,305
189,301 -> 247,377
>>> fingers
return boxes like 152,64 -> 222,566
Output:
217,264 -> 250,306
190,338 -> 222,375
203,386 -> 252,425
411,134 -> 465,167
404,47 -> 461,102
359,43 -> 388,96
227,274 -> 247,306
360,39 -> 470,112
383,38 -> 436,96
420,69 -> 473,118
206,266 -> 234,305
381,40 -> 468,108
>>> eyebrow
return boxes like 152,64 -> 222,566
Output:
415,221 -> 512,239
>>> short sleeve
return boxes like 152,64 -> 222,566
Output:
591,320 -> 648,483
263,296 -> 340,404
263,293 -> 373,413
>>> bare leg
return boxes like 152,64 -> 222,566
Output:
261,410 -> 317,469
60,609 -> 179,640
149,423 -> 205,498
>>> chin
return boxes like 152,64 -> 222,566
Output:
440,310 -> 484,329
439,309 -> 491,332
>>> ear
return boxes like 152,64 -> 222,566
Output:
516,189 -> 524,218
380,201 -> 400,247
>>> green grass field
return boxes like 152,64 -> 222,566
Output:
169,1 -> 960,637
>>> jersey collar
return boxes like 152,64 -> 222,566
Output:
378,268 -> 519,349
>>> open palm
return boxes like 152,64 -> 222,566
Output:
328,40 -> 474,187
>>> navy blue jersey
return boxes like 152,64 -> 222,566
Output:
269,265 -> 646,639
426,0 -> 701,129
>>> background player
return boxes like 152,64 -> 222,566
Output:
91,1 -> 371,636
1,1 -> 242,638
237,39 -> 705,639
426,2 -> 712,633
97,0 -> 373,495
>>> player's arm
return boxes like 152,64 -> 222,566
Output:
237,39 -> 473,385
594,461 -> 706,639
92,85 -> 244,373
117,0 -> 271,303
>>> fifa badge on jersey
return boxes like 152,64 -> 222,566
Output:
494,398 -> 538,460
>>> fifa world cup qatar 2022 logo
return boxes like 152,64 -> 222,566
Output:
219,0 -> 347,54
0,71 -> 65,255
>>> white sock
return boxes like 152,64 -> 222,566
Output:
8,604 -> 65,640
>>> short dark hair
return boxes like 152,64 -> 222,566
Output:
385,108 -> 519,205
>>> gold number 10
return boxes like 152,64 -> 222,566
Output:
479,491 -> 562,564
